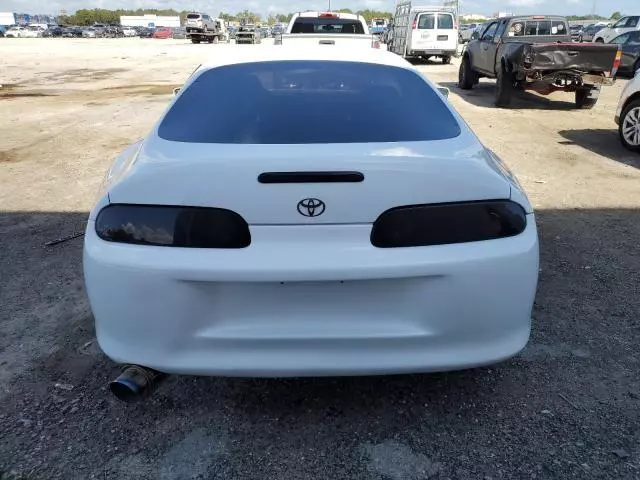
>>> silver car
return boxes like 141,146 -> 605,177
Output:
185,12 -> 215,33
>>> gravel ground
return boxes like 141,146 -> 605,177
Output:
1,38 -> 639,480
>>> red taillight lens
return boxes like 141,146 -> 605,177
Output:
412,20 -> 417,29
372,40 -> 380,48
319,12 -> 338,18
612,48 -> 622,77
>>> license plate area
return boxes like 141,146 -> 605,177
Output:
437,35 -> 448,41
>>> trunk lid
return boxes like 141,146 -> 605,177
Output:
107,136 -> 511,225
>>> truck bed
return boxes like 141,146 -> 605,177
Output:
526,42 -> 619,73
504,41 -> 619,74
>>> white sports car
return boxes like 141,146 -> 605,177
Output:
84,47 -> 539,401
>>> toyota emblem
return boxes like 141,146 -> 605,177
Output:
297,198 -> 326,217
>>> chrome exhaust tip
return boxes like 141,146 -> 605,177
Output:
109,365 -> 167,403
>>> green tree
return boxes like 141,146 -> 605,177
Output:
611,11 -> 622,20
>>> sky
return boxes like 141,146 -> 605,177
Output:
0,0 -> 635,18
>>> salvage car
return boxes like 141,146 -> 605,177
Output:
577,23 -> 604,43
609,31 -> 640,77
459,15 -> 621,108
593,16 -> 640,44
615,69 -> 640,152
235,23 -> 262,44
152,27 -> 173,39
84,47 -> 539,402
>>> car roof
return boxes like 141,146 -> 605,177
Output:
198,47 -> 412,71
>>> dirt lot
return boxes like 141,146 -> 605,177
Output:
1,38 -> 639,479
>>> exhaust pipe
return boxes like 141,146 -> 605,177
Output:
109,365 -> 168,403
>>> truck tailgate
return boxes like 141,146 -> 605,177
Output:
527,42 -> 619,73
279,34 -> 374,48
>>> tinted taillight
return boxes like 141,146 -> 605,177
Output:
371,200 -> 526,248
412,20 -> 417,29
95,204 -> 251,248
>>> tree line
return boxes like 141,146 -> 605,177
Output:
57,8 -> 394,26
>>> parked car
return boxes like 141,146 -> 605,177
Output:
5,26 -> 27,37
62,26 -> 83,37
84,48 -> 539,402
22,25 -> 45,38
185,12 -> 216,33
152,27 -> 173,39
0,26 -> 5,37
122,27 -> 137,37
610,31 -> 640,76
593,16 -> 640,43
235,24 -> 262,44
614,68 -> 640,152
138,27 -> 155,38
569,24 -> 582,42
577,23 -> 603,42
43,26 -> 63,37
82,27 -> 98,38
459,23 -> 478,43
271,23 -> 284,37
387,4 -> 458,63
459,15 -> 620,108
172,27 -> 187,39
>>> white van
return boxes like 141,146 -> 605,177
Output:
388,2 -> 458,64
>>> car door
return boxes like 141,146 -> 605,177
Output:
474,21 -> 499,75
435,12 -> 457,53
411,12 -> 436,53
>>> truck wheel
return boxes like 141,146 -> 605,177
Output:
458,55 -> 476,90
442,55 -> 452,65
213,36 -> 219,44
495,64 -> 513,107
191,37 -> 200,44
575,86 -> 600,109
595,38 -> 604,43
619,99 -> 640,152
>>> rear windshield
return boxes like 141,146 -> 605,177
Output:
290,18 -> 365,34
417,14 -> 434,30
186,14 -> 201,19
158,61 -> 461,144
509,20 -> 567,36
437,14 -> 454,29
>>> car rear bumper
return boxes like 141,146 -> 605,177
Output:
84,218 -> 539,377
409,49 -> 457,56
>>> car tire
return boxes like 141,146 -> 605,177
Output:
442,55 -> 452,65
575,86 -> 600,109
619,99 -> 640,153
458,55 -> 476,90
191,37 -> 200,44
495,63 -> 513,108
595,37 -> 604,43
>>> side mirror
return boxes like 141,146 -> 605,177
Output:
437,87 -> 450,98
172,87 -> 181,96
607,23 -> 613,27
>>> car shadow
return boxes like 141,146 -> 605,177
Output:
439,81 -> 577,110
558,129 -> 640,169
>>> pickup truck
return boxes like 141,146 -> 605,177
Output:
274,11 -> 380,49
459,15 -> 621,108
235,24 -> 262,44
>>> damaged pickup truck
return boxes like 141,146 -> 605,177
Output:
459,15 -> 622,108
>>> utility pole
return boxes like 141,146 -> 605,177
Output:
591,0 -> 596,20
